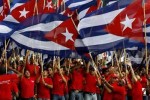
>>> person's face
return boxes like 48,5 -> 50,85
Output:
30,56 -> 34,64
118,79 -> 125,86
25,70 -> 30,78
60,68 -> 65,74
43,70 -> 48,77
48,68 -> 53,75
91,70 -> 95,75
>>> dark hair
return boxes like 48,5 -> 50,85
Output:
0,67 -> 6,75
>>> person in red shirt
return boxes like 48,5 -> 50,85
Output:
0,66 -> 20,100
126,60 -> 143,100
84,61 -> 101,100
37,70 -> 53,100
70,61 -> 84,100
20,70 -> 36,100
25,50 -> 40,78
52,58 -> 67,100
102,75 -> 126,100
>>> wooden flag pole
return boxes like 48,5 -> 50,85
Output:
89,53 -> 102,78
143,0 -> 148,75
5,39 -> 10,74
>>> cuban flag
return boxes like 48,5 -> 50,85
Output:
10,13 -> 87,57
78,0 -> 145,52
64,0 -> 97,11
0,0 -> 57,40
0,0 -> 32,37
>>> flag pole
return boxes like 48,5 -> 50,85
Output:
143,0 -> 148,75
89,53 -> 102,78
5,39 -> 10,74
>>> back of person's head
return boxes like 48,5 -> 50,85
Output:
0,66 -> 6,75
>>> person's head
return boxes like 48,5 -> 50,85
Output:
48,67 -> 53,76
110,74 -> 118,83
118,79 -> 125,86
24,70 -> 30,78
108,66 -> 115,74
43,70 -> 48,78
0,66 -> 6,75
30,54 -> 35,64
60,66 -> 65,74
11,61 -> 17,69
90,67 -> 95,75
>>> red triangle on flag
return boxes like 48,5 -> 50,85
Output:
106,0 -> 145,43
44,18 -> 78,50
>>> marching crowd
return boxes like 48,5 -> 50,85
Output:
0,50 -> 150,100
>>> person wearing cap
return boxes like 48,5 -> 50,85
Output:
84,61 -> 101,100
102,73 -> 126,100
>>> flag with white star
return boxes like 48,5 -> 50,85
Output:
11,0 -> 56,22
10,14 -> 87,57
106,0 -> 144,43
44,18 -> 79,50
78,0 -> 146,52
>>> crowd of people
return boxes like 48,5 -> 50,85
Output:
0,50 -> 150,100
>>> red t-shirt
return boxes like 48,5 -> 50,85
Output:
37,77 -> 53,98
141,76 -> 147,88
26,62 -> 40,78
103,89 -> 113,100
53,73 -> 65,96
70,68 -> 84,90
84,73 -> 98,93
112,83 -> 126,100
131,81 -> 143,100
11,81 -> 19,94
64,75 -> 69,94
0,74 -> 18,100
20,77 -> 35,98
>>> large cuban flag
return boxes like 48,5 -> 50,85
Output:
78,0 -> 145,52
10,13 -> 88,57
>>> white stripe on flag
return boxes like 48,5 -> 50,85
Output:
78,8 -> 124,31
11,32 -> 69,50
78,8 -> 89,20
75,34 -> 125,47
10,21 -> 70,51
0,25 -> 12,33
0,6 -> 3,12
4,15 -> 20,23
68,0 -> 93,8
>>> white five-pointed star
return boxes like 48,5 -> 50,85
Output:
46,1 -> 52,10
19,8 -> 29,18
62,28 -> 74,42
120,15 -> 135,31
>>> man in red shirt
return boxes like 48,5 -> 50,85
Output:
52,58 -> 67,100
70,61 -> 84,100
20,70 -> 36,100
84,61 -> 101,100
37,70 -> 53,100
25,50 -> 40,79
0,67 -> 20,100
126,60 -> 143,100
